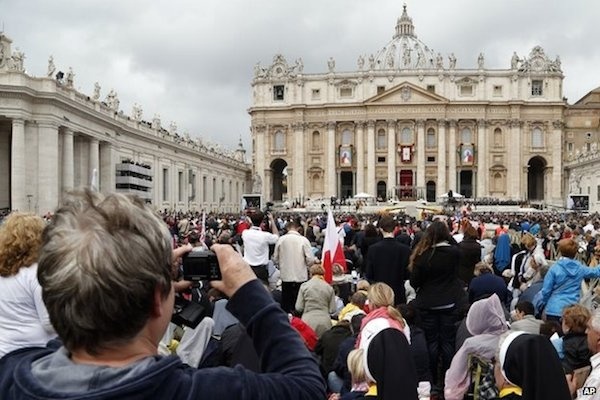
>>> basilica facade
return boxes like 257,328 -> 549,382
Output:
249,6 -> 566,206
0,33 -> 250,214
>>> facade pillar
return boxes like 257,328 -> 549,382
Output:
437,119 -> 447,196
366,120 -> 376,196
416,119 -> 425,190
293,122 -> 305,199
551,121 -> 563,205
62,128 -> 74,194
254,124 -> 267,197
386,120 -> 396,198
355,121 -> 365,194
37,122 -> 60,214
327,122 -> 336,197
89,137 -> 100,189
99,142 -> 115,194
10,119 -> 26,211
508,120 -> 522,199
476,119 -> 487,198
448,120 -> 457,192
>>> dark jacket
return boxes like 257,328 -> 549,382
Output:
409,243 -> 465,309
458,237 -> 482,285
333,335 -> 357,393
0,280 -> 326,400
562,332 -> 592,373
469,272 -> 512,306
366,237 -> 411,305
315,323 -> 352,375
409,325 -> 431,383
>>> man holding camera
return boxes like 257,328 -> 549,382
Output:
0,191 -> 325,400
241,210 -> 279,284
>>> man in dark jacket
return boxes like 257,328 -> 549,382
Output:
366,214 -> 411,305
0,191 -> 325,400
315,320 -> 352,376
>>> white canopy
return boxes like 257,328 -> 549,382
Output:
439,192 -> 464,199
354,192 -> 375,199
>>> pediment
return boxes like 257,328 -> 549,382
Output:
365,82 -> 449,105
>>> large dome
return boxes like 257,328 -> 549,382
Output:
371,5 -> 440,70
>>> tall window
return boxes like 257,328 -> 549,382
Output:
461,127 -> 472,144
312,131 -> 321,150
342,129 -> 353,145
178,171 -> 184,202
212,178 -> 217,202
162,168 -> 169,201
273,85 -> 284,100
377,129 -> 386,149
274,130 -> 285,150
494,128 -> 503,147
400,127 -> 413,144
531,127 -> 543,148
202,176 -> 207,202
532,80 -> 543,96
426,128 -> 436,148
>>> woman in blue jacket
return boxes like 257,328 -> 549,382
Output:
538,238 -> 600,321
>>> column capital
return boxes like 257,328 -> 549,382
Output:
509,119 -> 523,128
354,120 -> 366,129
37,120 -> 59,129
416,119 -> 426,128
366,120 -> 376,129
327,121 -> 337,130
437,119 -> 448,128
386,119 -> 397,128
552,120 -> 565,129
291,122 -> 306,131
447,119 -> 458,127
477,119 -> 487,127
253,124 -> 267,133
62,127 -> 74,136
11,118 -> 25,126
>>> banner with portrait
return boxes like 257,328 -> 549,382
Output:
339,147 -> 352,167
399,145 -> 413,163
461,144 -> 474,166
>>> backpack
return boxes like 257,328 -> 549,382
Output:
464,354 -> 498,400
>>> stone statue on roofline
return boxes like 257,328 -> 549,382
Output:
131,103 -> 143,121
93,82 -> 101,101
151,114 -> 161,130
327,57 -> 335,72
65,67 -> 75,88
47,56 -> 56,77
477,53 -> 484,69
511,52 -> 519,69
448,53 -> 457,70
357,55 -> 365,70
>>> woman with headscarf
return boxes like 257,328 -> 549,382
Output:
0,213 -> 56,358
444,294 -> 508,400
357,282 -> 418,400
493,331 -> 572,399
493,233 -> 511,275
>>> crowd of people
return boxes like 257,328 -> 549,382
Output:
2,193 -> 600,399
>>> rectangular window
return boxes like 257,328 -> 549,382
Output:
377,132 -> 386,149
202,176 -> 207,203
377,86 -> 385,95
162,168 -> 168,201
567,142 -> 573,151
377,156 -> 386,163
587,142 -> 591,152
532,80 -> 543,96
531,128 -> 543,148
427,156 -> 436,162
311,89 -> 320,100
340,88 -> 353,98
493,85 -> 503,96
273,85 -> 285,101
426,132 -> 436,148
460,85 -> 473,96
597,186 -> 600,202
178,171 -> 184,202
426,85 -> 435,93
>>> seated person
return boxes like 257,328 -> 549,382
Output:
510,301 -> 543,334
0,191 -> 325,400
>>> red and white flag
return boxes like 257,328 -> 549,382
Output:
322,209 -> 347,283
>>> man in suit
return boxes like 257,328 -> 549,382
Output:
365,215 -> 411,305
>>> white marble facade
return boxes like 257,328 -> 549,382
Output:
249,5 -> 566,206
0,33 -> 250,214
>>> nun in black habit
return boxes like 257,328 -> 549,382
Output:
493,331 -> 572,400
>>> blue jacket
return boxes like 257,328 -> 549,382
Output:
539,257 -> 600,317
0,280 -> 326,400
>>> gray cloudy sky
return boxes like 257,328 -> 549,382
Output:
3,0 -> 599,150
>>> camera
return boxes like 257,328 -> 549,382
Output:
182,249 -> 222,281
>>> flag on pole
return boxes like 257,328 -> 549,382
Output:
199,211 -> 206,246
322,209 -> 347,283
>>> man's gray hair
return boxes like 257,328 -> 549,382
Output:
590,308 -> 600,332
38,190 -> 172,355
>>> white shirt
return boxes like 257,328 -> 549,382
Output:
242,226 -> 279,266
578,352 -> 600,400
0,263 -> 55,358
272,230 -> 315,282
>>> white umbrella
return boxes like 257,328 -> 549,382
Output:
354,192 -> 374,199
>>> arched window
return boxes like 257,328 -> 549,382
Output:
494,128 -> 502,147
531,127 -> 543,148
342,129 -> 353,145
274,130 -> 286,150
400,127 -> 413,144
461,127 -> 472,144
426,128 -> 436,148
377,129 -> 386,149
493,172 -> 503,192
312,131 -> 321,150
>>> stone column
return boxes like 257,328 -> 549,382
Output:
89,137 -> 100,189
99,142 -> 115,194
387,120 -> 396,198
37,122 -> 60,214
293,122 -> 305,199
508,120 -> 522,199
416,119 -> 425,190
327,122 -> 336,197
437,119 -> 447,196
366,120 -> 376,196
62,128 -> 74,194
551,121 -> 563,204
10,119 -> 26,211
448,120 -> 457,192
476,119 -> 487,198
355,121 -> 365,194
254,124 -> 266,196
